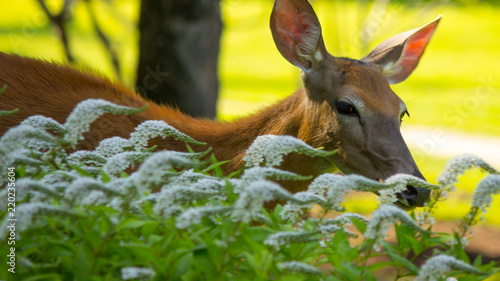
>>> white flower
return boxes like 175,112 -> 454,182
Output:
416,255 -> 484,281
0,203 -> 77,240
470,174 -> 500,214
279,261 -> 323,275
280,191 -> 326,221
175,206 -> 231,229
309,173 -> 435,211
319,224 -> 341,235
96,137 -> 133,157
15,178 -> 61,202
234,167 -> 309,193
0,125 -> 56,155
132,152 -> 193,194
264,230 -> 320,250
243,135 -> 335,167
154,179 -> 225,217
437,154 -> 500,193
103,152 -> 151,176
67,151 -> 107,166
64,177 -> 122,203
324,213 -> 370,226
121,267 -> 155,281
364,205 -> 423,247
129,120 -> 205,149
81,190 -> 108,206
232,180 -> 294,222
63,99 -> 146,146
20,115 -> 66,135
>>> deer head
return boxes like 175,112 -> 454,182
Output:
270,0 -> 441,209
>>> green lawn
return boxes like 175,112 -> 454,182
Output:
1,0 -> 499,224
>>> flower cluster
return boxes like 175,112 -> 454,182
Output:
416,255 -> 485,281
243,135 -> 335,167
364,205 -> 424,249
1,98 -> 498,279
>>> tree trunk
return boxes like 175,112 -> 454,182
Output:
136,0 -> 222,118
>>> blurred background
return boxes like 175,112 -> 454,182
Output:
1,0 -> 499,268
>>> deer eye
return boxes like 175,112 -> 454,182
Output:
335,100 -> 358,116
400,110 -> 410,122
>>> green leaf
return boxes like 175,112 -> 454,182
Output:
203,159 -> 231,174
118,219 -> 157,230
383,242 -> 419,274
0,107 -> 18,117
23,274 -> 63,281
350,217 -> 367,234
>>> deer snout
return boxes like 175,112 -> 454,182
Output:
394,172 -> 431,210
396,185 -> 431,210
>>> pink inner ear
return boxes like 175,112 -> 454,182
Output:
393,23 -> 438,82
271,0 -> 323,70
277,10 -> 311,49
275,1 -> 316,52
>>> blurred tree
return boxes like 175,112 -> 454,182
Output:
136,0 -> 222,118
37,0 -> 122,80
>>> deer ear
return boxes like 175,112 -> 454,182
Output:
270,0 -> 327,72
362,15 -> 442,84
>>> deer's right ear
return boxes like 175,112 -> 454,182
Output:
270,0 -> 327,72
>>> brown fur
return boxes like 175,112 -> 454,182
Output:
0,3 -> 439,208
0,52 -> 333,193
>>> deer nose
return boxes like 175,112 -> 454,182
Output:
395,185 -> 431,210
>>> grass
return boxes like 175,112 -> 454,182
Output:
0,0 -> 499,225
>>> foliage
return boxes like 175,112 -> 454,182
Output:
1,99 -> 500,280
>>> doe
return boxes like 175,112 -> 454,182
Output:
0,0 -> 441,209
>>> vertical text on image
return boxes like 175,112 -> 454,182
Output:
7,167 -> 16,274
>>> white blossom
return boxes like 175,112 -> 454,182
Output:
65,177 -> 122,203
470,174 -> 500,214
437,154 -> 500,193
264,230 -> 320,250
243,135 -> 335,167
15,178 -> 62,202
280,191 -> 327,221
319,224 -> 341,235
132,152 -> 193,194
232,180 -> 294,222
96,137 -> 133,157
63,99 -> 146,145
309,173 -> 435,211
154,179 -> 226,217
323,213 -> 369,226
129,120 -> 205,149
416,255 -> 484,281
0,203 -> 77,240
103,152 -> 151,176
234,167 -> 309,193
67,150 -> 107,166
175,206 -> 231,229
121,267 -> 155,281
279,261 -> 323,275
364,205 -> 423,248
21,115 -> 66,135
0,125 -> 56,154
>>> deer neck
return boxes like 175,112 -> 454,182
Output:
210,89 -> 335,181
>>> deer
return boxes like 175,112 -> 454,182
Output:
0,0 -> 441,210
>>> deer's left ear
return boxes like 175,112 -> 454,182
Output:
361,15 -> 442,84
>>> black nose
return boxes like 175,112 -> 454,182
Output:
396,185 -> 431,210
